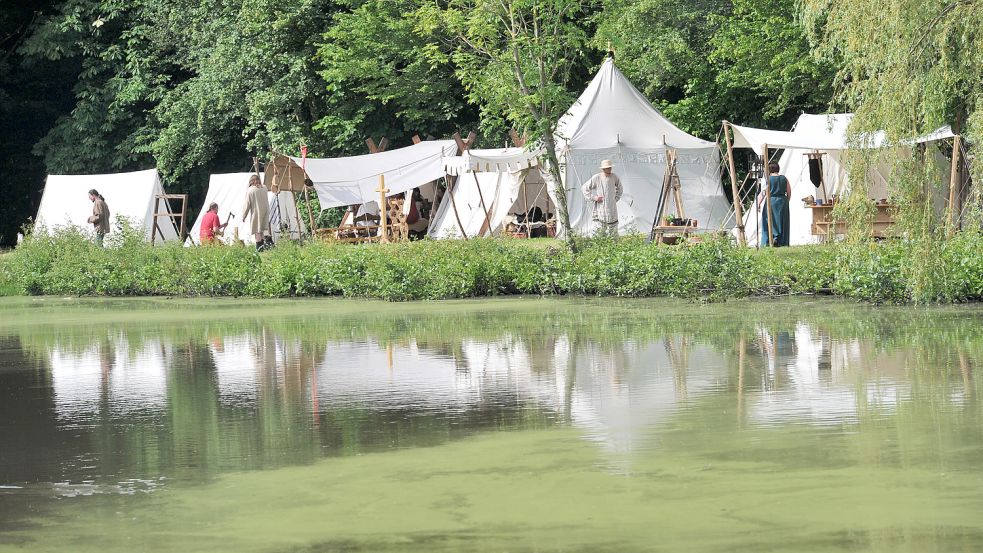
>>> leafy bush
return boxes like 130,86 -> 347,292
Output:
6,228 -> 983,304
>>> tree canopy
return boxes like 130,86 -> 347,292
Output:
0,0 -> 975,246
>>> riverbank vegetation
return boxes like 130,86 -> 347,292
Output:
3,228 -> 983,304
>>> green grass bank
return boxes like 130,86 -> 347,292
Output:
2,228 -> 982,303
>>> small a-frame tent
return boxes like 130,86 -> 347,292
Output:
430,148 -> 555,238
35,168 -> 180,242
298,140 -> 457,211
186,173 -> 306,246
555,59 -> 731,236
729,113 -> 957,246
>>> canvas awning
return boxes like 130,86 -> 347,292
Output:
730,116 -> 955,151
295,140 -> 457,209
442,147 -> 543,176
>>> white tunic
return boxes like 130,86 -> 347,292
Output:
581,173 -> 623,223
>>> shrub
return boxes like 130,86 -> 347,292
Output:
5,229 -> 983,304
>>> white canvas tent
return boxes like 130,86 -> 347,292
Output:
297,140 -> 457,210
35,169 -> 180,243
730,113 -> 956,246
555,59 -> 731,236
430,148 -> 556,238
186,173 -> 306,246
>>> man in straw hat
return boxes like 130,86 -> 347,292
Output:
581,159 -> 622,237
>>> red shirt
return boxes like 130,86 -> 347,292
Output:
200,211 -> 220,242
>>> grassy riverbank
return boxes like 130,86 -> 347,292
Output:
2,228 -> 982,303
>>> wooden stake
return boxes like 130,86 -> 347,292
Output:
377,175 -> 389,243
762,144 -> 774,247
723,122 -> 747,246
948,134 -> 962,235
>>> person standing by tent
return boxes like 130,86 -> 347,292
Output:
581,159 -> 623,237
242,175 -> 271,250
760,162 -> 791,247
86,189 -> 110,247
199,202 -> 229,245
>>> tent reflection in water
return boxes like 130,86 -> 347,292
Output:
726,113 -> 963,246
34,168 -> 180,243
430,147 -> 557,238
555,58 -> 732,237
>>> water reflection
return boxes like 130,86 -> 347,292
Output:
2,299 -> 983,551
1,302 -> 976,496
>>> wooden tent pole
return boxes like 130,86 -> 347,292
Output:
299,146 -> 316,237
724,122 -> 747,246
473,171 -> 493,237
948,134 -> 962,236
446,174 -> 468,240
521,169 -> 531,239
377,175 -> 389,243
762,144 -> 774,247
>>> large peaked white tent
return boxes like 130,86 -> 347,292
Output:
35,169 -> 180,242
430,148 -> 555,239
186,173 -> 306,245
730,113 -> 956,246
556,59 -> 731,236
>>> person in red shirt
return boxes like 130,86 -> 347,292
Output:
200,202 -> 228,244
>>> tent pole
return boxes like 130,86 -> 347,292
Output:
762,144 -> 774,247
446,174 -> 468,240
299,146 -> 316,238
723,122 -> 746,246
377,175 -> 389,244
948,134 -> 962,236
473,172 -> 493,237
521,170 -> 531,239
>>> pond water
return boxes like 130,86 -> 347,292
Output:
0,296 -> 981,552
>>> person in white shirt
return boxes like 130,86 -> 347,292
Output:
581,159 -> 623,237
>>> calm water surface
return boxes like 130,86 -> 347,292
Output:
0,297 -> 981,552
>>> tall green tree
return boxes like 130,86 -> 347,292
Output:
317,0 -> 482,154
596,0 -> 835,138
416,0 -> 597,244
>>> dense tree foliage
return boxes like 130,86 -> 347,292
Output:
0,0 -> 974,247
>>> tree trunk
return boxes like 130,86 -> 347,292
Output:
541,133 -> 575,251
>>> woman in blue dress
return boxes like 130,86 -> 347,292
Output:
760,162 -> 791,247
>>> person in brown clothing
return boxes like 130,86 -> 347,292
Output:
86,189 -> 110,247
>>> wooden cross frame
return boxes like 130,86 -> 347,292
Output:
649,149 -> 694,244
365,137 -> 389,154
377,176 -> 390,244
440,131 -> 477,240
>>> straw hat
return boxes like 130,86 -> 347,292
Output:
600,159 -> 613,169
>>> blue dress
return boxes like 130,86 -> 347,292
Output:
760,175 -> 790,247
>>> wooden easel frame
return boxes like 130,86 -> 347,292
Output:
650,149 -> 695,244
151,194 -> 188,245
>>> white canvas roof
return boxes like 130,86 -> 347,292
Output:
297,140 -> 457,209
186,173 -> 306,246
734,113 -> 954,246
730,114 -> 955,151
555,59 -> 731,236
431,150 -> 556,239
35,169 -> 179,242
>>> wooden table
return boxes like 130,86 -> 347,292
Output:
651,224 -> 696,245
808,203 -> 895,240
